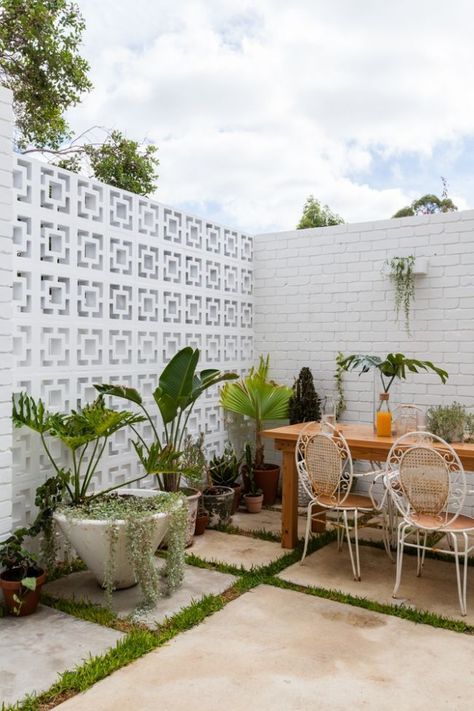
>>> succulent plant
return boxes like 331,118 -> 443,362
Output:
208,442 -> 241,487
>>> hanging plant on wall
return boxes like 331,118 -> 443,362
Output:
384,255 -> 416,335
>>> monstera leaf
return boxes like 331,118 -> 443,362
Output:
340,353 -> 448,392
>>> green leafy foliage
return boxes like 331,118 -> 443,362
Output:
288,367 -> 321,424
220,355 -> 292,468
82,130 -> 159,196
297,195 -> 344,229
384,256 -> 415,335
334,352 -> 346,419
208,442 -> 241,486
393,179 -> 458,218
426,402 -> 467,443
12,393 -> 146,503
340,353 -> 448,394
0,0 -> 92,149
98,347 -> 238,491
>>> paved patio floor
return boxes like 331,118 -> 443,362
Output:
44,562 -> 236,628
278,540 -> 474,623
0,605 -> 123,707
56,584 -> 474,711
189,529 -> 287,568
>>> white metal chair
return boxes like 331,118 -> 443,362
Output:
386,431 -> 474,616
296,422 -> 388,581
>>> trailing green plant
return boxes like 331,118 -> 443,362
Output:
220,355 -> 292,469
96,347 -> 237,491
426,402 -> 467,443
12,393 -> 146,505
208,442 -> 241,486
384,255 -> 416,334
334,352 -> 346,419
340,353 -> 448,397
63,493 -> 187,609
288,367 -> 321,424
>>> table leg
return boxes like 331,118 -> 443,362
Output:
281,447 -> 298,548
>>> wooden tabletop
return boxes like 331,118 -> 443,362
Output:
262,422 -> 474,470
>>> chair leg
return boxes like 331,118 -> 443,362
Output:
451,533 -> 466,616
381,510 -> 394,562
392,523 -> 406,599
300,501 -> 313,565
420,531 -> 427,573
336,511 -> 343,551
462,533 -> 469,616
353,509 -> 361,581
343,510 -> 359,581
416,530 -> 422,577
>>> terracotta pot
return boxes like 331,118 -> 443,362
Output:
202,486 -> 234,528
230,483 -> 242,514
244,493 -> 264,513
311,507 -> 327,533
0,568 -> 45,616
194,512 -> 209,536
253,464 -> 280,506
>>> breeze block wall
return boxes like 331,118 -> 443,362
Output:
254,212 -> 474,513
10,155 -> 254,529
0,87 -> 13,540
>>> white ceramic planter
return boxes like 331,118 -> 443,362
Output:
153,487 -> 200,546
54,488 -> 170,589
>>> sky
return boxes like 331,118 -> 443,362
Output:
69,0 -> 474,233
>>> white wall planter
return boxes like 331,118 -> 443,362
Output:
53,489 -> 170,589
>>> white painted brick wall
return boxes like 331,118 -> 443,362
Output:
254,212 -> 474,514
0,86 -> 13,541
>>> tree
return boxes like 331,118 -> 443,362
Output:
297,195 -> 344,229
56,130 -> 160,197
393,177 -> 457,218
0,0 -> 92,149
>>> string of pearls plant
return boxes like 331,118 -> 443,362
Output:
384,255 -> 416,335
63,493 -> 187,610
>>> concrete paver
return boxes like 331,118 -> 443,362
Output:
55,584 -> 474,711
44,562 -> 236,627
190,529 -> 287,568
0,605 -> 123,707
278,540 -> 474,623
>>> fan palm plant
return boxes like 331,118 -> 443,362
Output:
220,355 -> 292,468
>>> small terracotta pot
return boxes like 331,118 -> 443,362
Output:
253,464 -> 280,506
244,493 -> 264,513
194,512 -> 209,536
311,507 -> 327,533
230,483 -> 242,514
0,568 -> 45,616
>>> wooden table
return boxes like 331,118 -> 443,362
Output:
262,422 -> 474,549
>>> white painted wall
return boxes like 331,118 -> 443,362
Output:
254,212 -> 474,511
0,86 -> 13,540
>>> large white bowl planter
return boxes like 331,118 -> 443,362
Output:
54,489 -> 170,589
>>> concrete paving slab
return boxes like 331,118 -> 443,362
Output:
278,540 -> 474,623
56,585 -> 474,711
190,530 -> 287,568
44,562 -> 236,628
232,508 -> 307,538
0,605 -> 123,707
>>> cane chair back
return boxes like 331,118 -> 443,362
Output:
296,422 -> 353,505
386,432 -> 466,530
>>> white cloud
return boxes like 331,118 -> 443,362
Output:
70,0 -> 474,231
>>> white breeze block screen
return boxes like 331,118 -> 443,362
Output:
11,156 -> 253,528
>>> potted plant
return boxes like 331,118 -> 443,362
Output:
0,533 -> 45,616
426,402 -> 466,443
340,353 -> 448,437
289,367 -> 321,425
220,355 -> 292,505
242,444 -> 263,513
208,442 -> 242,513
180,433 -> 208,536
12,394 -> 187,608
97,347 -> 237,545
384,256 -> 416,335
